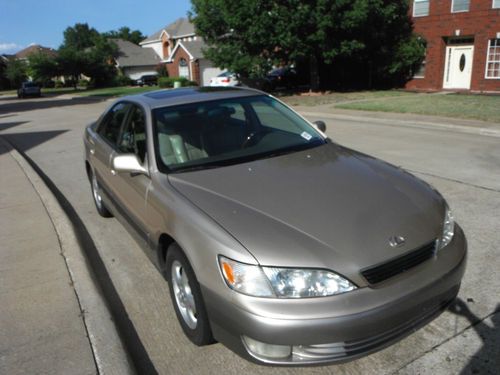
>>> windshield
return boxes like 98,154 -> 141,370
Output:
153,95 -> 326,173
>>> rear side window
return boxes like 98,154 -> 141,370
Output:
98,102 -> 132,146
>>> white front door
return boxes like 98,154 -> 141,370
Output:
443,45 -> 474,89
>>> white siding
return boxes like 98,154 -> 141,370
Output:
123,66 -> 158,80
142,42 -> 164,59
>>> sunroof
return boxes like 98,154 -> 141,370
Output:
145,89 -> 198,100
144,87 -> 241,100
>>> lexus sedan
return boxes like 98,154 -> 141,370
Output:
83,87 -> 466,366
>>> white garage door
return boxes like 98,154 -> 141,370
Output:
199,59 -> 223,86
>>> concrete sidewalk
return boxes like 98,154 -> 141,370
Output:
293,104 -> 500,138
0,138 -> 133,375
0,140 -> 97,374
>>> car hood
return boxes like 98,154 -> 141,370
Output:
168,143 -> 444,281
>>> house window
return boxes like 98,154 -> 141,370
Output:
451,0 -> 470,12
493,0 -> 500,8
485,39 -> 500,79
179,58 -> 190,79
414,57 -> 427,79
413,0 -> 430,17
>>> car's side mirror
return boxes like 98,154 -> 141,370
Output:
112,154 -> 148,176
313,120 -> 327,132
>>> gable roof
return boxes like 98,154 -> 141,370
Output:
168,39 -> 207,62
112,39 -> 161,67
140,17 -> 196,44
15,45 -> 57,59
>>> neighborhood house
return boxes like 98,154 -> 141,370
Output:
407,0 -> 500,92
139,18 -> 222,86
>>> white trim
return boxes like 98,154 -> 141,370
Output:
139,39 -> 160,46
412,0 -> 430,17
166,41 -> 195,62
172,33 -> 196,40
451,0 -> 470,13
485,39 -> 500,79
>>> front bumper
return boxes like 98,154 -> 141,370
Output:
203,225 -> 467,365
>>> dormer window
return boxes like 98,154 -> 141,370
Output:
413,0 -> 430,17
451,0 -> 470,13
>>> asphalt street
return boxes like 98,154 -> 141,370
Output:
0,94 -> 499,375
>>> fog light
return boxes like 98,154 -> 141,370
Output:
242,336 -> 292,360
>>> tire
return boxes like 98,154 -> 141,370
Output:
165,244 -> 214,346
90,169 -> 113,218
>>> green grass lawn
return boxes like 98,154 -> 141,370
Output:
1,85 -> 158,98
336,93 -> 500,123
280,90 -> 412,107
75,86 -> 158,97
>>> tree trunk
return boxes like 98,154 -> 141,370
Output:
309,54 -> 320,92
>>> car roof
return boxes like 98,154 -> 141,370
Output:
122,87 -> 265,110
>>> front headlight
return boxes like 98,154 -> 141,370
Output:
219,256 -> 357,298
438,206 -> 455,250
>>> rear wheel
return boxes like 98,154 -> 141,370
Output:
165,244 -> 214,346
90,169 -> 112,217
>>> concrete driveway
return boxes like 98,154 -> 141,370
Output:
1,94 -> 499,374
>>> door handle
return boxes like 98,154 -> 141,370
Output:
111,169 -> 117,176
90,148 -> 95,155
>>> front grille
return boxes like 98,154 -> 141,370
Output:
361,240 -> 437,284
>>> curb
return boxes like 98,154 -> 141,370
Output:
298,111 -> 500,138
0,137 -> 135,375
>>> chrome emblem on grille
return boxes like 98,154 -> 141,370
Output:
389,236 -> 406,248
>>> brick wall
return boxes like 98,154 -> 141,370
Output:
406,0 -> 500,92
167,46 -> 201,84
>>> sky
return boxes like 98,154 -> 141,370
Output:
0,0 -> 192,54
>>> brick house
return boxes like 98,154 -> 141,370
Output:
140,18 -> 222,86
406,0 -> 500,93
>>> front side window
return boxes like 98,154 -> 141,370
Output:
413,0 -> 430,17
98,102 -> 132,146
118,105 -> 147,163
485,39 -> 500,79
153,95 -> 326,172
452,0 -> 470,12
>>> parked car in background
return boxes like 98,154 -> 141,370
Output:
209,71 -> 240,87
84,87 -> 466,366
17,82 -> 41,98
266,67 -> 297,90
136,74 -> 158,87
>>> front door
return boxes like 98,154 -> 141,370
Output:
443,45 -> 474,89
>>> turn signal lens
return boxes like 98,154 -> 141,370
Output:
221,261 -> 235,285
218,256 -> 274,297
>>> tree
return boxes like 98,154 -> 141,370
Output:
27,52 -> 58,84
58,23 -> 119,87
190,0 -> 425,89
5,59 -> 28,87
104,27 -> 146,45
61,23 -> 100,50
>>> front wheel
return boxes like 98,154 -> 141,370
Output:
90,169 -> 113,217
166,244 -> 214,346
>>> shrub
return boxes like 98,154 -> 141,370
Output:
78,79 -> 90,88
113,75 -> 133,87
158,77 -> 199,88
156,63 -> 169,77
55,80 -> 64,88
